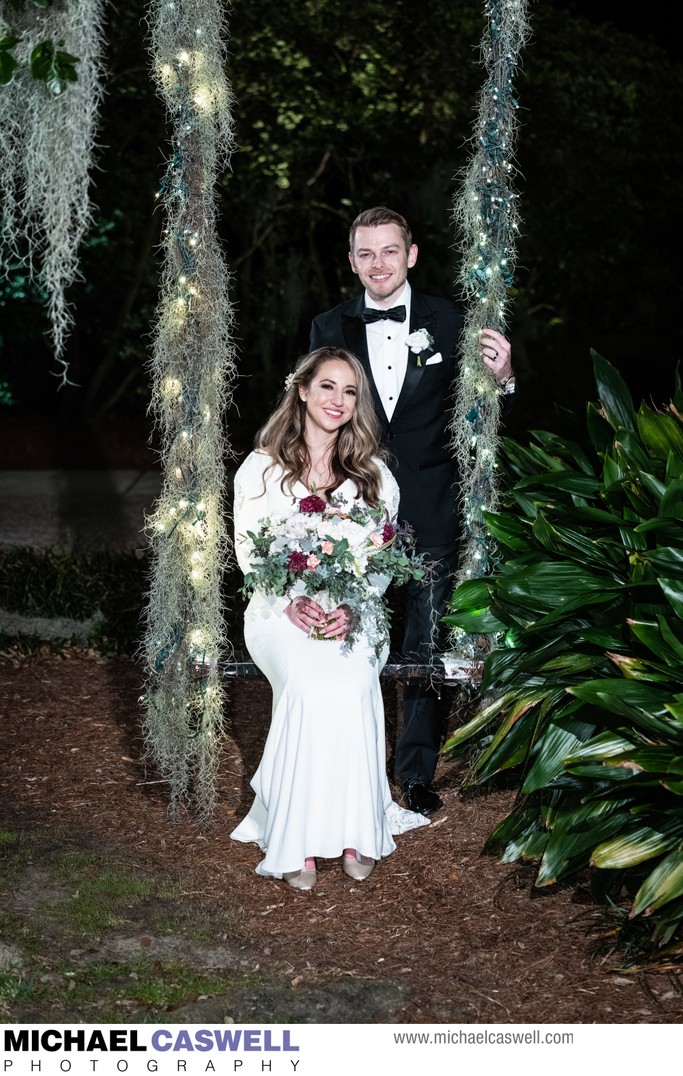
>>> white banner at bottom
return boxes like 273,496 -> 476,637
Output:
1,1023 -> 681,1076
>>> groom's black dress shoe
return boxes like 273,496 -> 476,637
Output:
403,781 -> 443,816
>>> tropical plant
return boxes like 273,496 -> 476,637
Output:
444,352 -> 683,950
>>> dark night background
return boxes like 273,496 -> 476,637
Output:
1,0 -> 681,466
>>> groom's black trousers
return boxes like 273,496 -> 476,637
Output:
395,541 -> 460,787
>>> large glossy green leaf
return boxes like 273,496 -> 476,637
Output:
635,518 -> 683,543
606,650 -> 673,683
605,746 -> 683,776
501,827 -> 550,863
639,472 -> 667,501
591,824 -> 682,869
637,404 -> 683,462
496,561 -> 621,612
538,652 -> 604,675
592,351 -> 636,432
529,430 -> 596,475
522,721 -> 590,793
442,692 -> 512,751
665,699 -> 683,725
568,679 -> 676,734
516,470 -> 601,497
444,577 -> 506,633
536,800 -> 632,886
586,401 -> 615,455
616,429 -> 656,474
627,617 -> 683,663
500,439 -> 551,479
658,577 -> 683,619
631,845 -> 683,917
659,478 -> 683,519
564,731 -> 636,762
666,449 -> 683,482
658,614 -> 683,661
482,510 -> 530,552
474,691 -> 564,780
640,547 -> 683,581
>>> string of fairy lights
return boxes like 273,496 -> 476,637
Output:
142,0 -> 236,819
449,0 -> 530,662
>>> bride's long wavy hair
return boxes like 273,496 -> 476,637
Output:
255,347 -> 386,505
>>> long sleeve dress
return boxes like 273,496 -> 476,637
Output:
230,449 -> 429,877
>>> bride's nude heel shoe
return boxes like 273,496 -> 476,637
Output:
284,858 -> 317,891
342,850 -> 375,882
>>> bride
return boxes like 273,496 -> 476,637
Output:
231,346 -> 429,890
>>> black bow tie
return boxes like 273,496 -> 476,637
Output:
361,305 -> 407,324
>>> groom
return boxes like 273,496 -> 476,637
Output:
310,206 -> 514,815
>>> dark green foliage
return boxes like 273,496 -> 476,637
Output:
1,2 -> 681,443
0,34 -> 20,84
29,39 -> 78,95
445,354 -> 683,950
0,548 -> 247,654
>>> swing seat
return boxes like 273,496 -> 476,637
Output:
222,650 -> 480,686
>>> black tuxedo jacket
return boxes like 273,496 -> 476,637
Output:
310,291 -> 465,549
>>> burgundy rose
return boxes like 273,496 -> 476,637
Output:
287,551 -> 308,572
299,495 -> 327,514
382,522 -> 395,543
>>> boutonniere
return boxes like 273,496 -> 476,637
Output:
406,328 -> 435,367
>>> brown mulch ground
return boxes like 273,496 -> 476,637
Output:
2,648 -> 683,1025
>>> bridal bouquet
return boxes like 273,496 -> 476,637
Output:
241,493 -> 427,657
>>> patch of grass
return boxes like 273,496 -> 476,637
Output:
9,923 -> 44,955
51,852 -> 185,934
53,851 -> 101,875
0,975 -> 36,1003
46,959 -> 250,1018
0,829 -> 38,878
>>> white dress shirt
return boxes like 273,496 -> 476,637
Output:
364,283 -> 411,421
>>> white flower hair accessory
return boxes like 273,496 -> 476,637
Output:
406,328 -> 435,366
284,372 -> 295,391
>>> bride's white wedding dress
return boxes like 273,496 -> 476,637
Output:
230,449 -> 429,877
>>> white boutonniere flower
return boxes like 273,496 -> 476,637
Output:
406,328 -> 435,366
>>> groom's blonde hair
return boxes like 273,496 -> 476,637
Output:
349,207 -> 412,254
